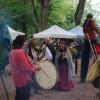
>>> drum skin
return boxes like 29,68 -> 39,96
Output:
35,60 -> 57,89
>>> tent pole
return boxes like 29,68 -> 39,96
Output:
87,34 -> 97,60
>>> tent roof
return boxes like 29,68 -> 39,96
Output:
69,25 -> 84,37
6,25 -> 25,40
33,25 -> 77,38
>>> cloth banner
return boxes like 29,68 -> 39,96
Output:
0,23 -> 12,71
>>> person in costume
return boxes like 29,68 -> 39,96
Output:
80,13 -> 100,83
28,38 -> 39,61
27,38 -> 42,94
55,39 -> 75,91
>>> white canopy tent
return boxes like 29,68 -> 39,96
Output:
6,25 -> 25,40
69,25 -> 84,38
33,25 -> 77,38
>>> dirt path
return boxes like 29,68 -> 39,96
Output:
0,59 -> 99,100
0,72 -> 99,100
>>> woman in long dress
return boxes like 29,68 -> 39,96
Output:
55,39 -> 75,91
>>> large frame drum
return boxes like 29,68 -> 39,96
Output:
35,60 -> 57,89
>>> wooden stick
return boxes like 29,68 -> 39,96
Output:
0,73 -> 10,100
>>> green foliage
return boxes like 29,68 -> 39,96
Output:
49,0 -> 75,30
0,0 -> 75,37
0,0 -> 33,31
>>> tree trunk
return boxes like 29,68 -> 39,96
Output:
31,0 -> 39,32
38,0 -> 50,31
74,0 -> 86,25
31,0 -> 50,32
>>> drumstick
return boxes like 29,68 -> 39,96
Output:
41,69 -> 50,79
36,61 -> 50,79
41,69 -> 52,88
37,61 -> 52,88
38,61 -> 50,76
87,34 -> 97,60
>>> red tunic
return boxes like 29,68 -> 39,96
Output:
9,49 -> 38,87
83,19 -> 98,40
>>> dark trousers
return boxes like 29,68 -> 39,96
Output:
75,59 -> 78,74
80,40 -> 96,81
15,82 -> 31,100
31,73 -> 40,91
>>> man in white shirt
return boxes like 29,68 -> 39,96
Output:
43,37 -> 56,63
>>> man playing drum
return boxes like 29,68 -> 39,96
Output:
34,37 -> 57,90
27,38 -> 42,94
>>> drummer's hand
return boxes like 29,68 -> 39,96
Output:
32,61 -> 37,65
36,67 -> 42,71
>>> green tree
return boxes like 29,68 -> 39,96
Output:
0,0 -> 75,37
49,0 -> 75,29
74,0 -> 87,25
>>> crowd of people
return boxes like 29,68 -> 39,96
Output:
8,13 -> 100,100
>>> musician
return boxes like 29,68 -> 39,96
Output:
80,13 -> 100,83
9,35 -> 41,100
26,38 -> 42,94
28,38 -> 39,60
55,39 -> 75,91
